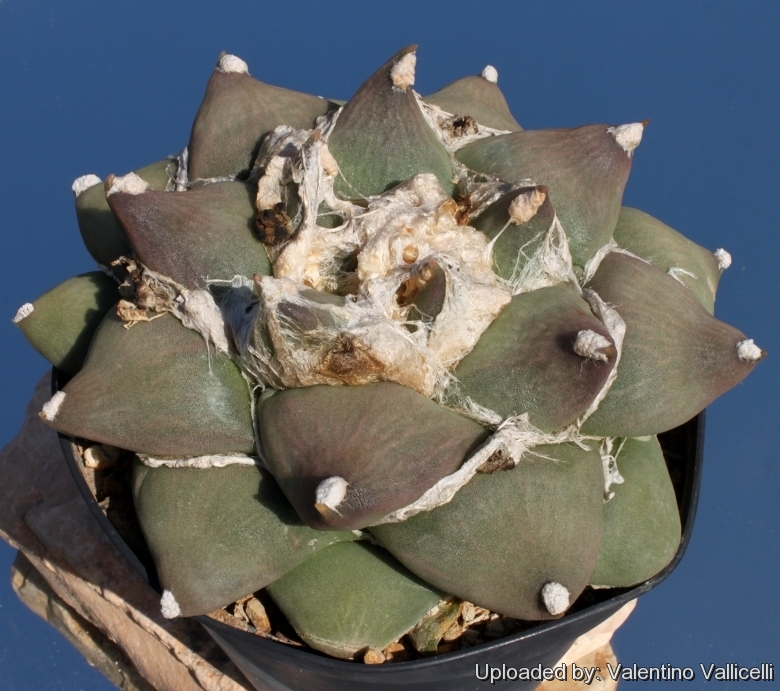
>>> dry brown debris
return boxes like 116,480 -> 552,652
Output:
477,448 -> 516,474
244,597 -> 272,634
83,444 -> 121,470
205,601 -> 305,648
206,607 -> 253,634
362,648 -> 386,665
199,589 -> 538,665
111,257 -> 180,328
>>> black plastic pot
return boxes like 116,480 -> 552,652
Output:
55,369 -> 703,691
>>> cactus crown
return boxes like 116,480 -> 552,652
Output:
15,47 -> 763,661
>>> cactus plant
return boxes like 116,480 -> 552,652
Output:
14,46 -> 764,661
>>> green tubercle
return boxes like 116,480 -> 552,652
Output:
613,207 -> 722,314
188,52 -> 336,181
13,271 -> 118,374
41,311 -> 254,457
257,382 -> 488,530
371,441 -> 604,621
453,285 -> 616,432
73,159 -> 174,267
425,67 -> 522,132
133,460 -> 356,617
582,253 -> 762,437
328,47 -> 455,198
107,180 -> 271,289
471,185 -> 554,281
590,436 -> 681,587
267,541 -> 442,659
457,124 -> 643,268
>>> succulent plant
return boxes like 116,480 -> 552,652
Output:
15,46 -> 764,661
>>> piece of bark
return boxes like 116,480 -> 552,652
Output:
0,374 -> 252,691
12,551 -> 155,691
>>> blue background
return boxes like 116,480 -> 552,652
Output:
0,1 -> 777,689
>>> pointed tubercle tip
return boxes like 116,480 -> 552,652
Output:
72,174 -> 102,197
314,476 -> 349,515
715,248 -> 732,271
160,590 -> 182,619
41,391 -> 66,422
608,122 -> 646,155
574,329 -> 614,362
481,65 -> 498,83
12,303 -> 34,324
106,172 -> 149,197
737,339 -> 765,363
217,53 -> 249,75
390,51 -> 416,91
541,582 -> 570,616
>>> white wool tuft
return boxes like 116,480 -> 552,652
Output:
12,303 -> 34,324
373,414 -> 580,524
541,582 -> 570,616
139,454 -> 257,469
574,329 -> 613,362
390,52 -> 416,90
481,65 -> 498,83
508,188 -> 546,226
505,215 -> 578,295
458,396 -> 504,427
667,267 -> 697,285
218,54 -> 249,74
715,248 -> 732,271
600,437 -> 625,501
607,122 -> 645,156
106,172 -> 149,197
319,143 -> 340,178
737,339 -> 763,362
575,291 -> 627,426
71,174 -> 102,196
315,477 -> 349,514
255,156 -> 287,210
41,392 -> 66,422
257,172 -> 509,397
172,147 -> 189,192
175,289 -> 230,353
582,239 -> 619,284
160,590 -> 182,619
582,239 -> 648,285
